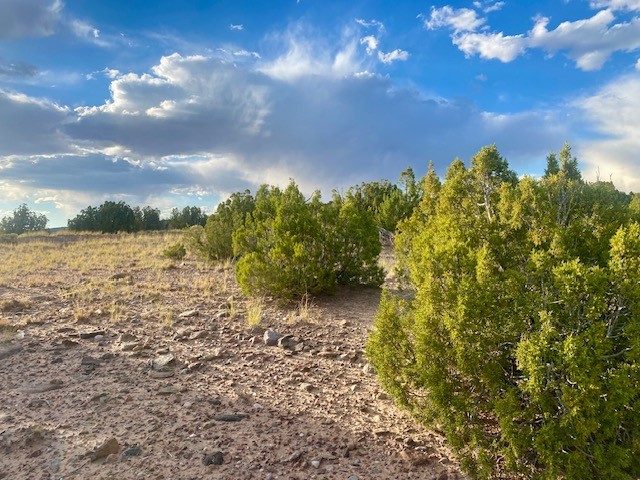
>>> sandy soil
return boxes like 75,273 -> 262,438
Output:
0,236 -> 466,480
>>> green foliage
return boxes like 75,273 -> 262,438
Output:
367,144 -> 638,479
162,242 -> 187,260
234,181 -> 383,299
199,190 -> 255,261
168,206 -> 207,229
346,167 -> 423,232
0,204 -> 48,234
69,202 -> 165,233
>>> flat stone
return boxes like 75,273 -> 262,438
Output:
123,446 -> 141,457
158,386 -> 179,395
80,331 -> 105,339
20,379 -> 64,393
81,356 -> 102,366
212,414 -> 244,422
178,309 -> 199,318
149,370 -> 175,379
152,353 -> 175,370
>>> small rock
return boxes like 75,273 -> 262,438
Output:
21,379 -> 64,394
202,451 -> 224,466
80,330 -> 105,339
191,331 -> 208,340
158,386 -> 179,395
299,383 -> 315,392
212,414 -> 244,422
311,459 -> 321,469
91,438 -> 120,461
186,361 -> 203,371
347,476 -> 360,480
178,309 -> 199,318
183,401 -> 193,408
363,363 -> 376,375
121,342 -> 138,352
277,335 -> 303,351
81,356 -> 102,366
61,339 -> 79,348
94,335 -> 104,341
123,446 -> 141,457
152,353 -> 175,370
263,329 -> 282,346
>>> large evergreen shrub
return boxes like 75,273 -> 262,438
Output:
367,144 -> 639,479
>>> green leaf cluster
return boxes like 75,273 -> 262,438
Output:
367,144 -> 639,479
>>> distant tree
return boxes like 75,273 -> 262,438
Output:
168,206 -> 208,229
134,206 -> 162,231
97,201 -> 136,233
68,201 -> 136,233
0,204 -> 48,234
68,206 -> 99,231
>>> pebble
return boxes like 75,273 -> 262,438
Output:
202,451 -> 224,466
178,309 -> 199,318
152,354 -> 175,370
213,414 -> 244,422
123,446 -> 141,457
263,329 -> 282,346
311,460 -> 321,468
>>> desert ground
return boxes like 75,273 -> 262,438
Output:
0,232 -> 466,479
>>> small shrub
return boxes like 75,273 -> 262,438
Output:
162,242 -> 186,260
245,297 -> 264,327
234,182 -> 383,300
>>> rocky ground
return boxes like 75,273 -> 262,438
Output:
0,233 -> 466,479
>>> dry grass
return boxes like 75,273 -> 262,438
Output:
1,298 -> 30,313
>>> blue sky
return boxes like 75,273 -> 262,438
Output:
1,0 -> 640,226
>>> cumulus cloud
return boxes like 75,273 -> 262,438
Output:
454,32 -> 526,62
426,4 -> 640,70
0,0 -> 62,39
574,73 -> 640,191
423,6 -> 485,33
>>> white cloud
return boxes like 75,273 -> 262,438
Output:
355,18 -> 385,31
360,35 -> 379,55
427,6 -> 640,70
230,24 -> 244,31
636,57 -> 640,69
473,1 -> 506,13
454,31 -> 527,62
233,49 -> 261,59
529,11 -> 640,70
377,49 -> 410,64
590,0 -> 640,11
574,73 -> 640,190
0,0 -> 62,39
423,6 -> 485,33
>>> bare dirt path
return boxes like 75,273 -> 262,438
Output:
0,234 -> 465,480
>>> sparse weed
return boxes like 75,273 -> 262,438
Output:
246,297 -> 264,327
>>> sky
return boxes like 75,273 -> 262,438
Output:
1,0 -> 640,227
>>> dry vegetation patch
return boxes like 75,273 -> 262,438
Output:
0,231 -> 464,480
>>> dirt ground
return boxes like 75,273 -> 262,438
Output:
0,233 -> 466,479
